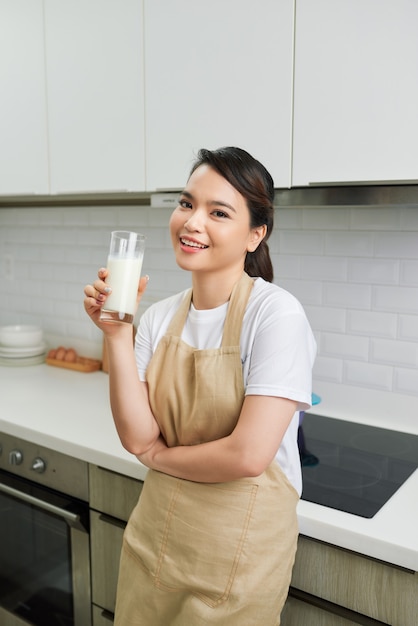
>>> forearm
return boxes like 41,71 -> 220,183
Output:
141,436 -> 253,483
105,329 -> 160,453
139,396 -> 297,482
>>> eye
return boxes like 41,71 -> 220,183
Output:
179,199 -> 192,209
212,209 -> 229,218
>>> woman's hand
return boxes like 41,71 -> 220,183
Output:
83,268 -> 148,333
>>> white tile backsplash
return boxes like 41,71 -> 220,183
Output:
400,260 -> 418,286
347,310 -> 397,338
0,203 -> 417,400
344,361 -> 394,392
373,285 -> 418,314
348,258 -> 399,284
370,338 -> 418,368
321,332 -> 369,361
375,232 -> 418,258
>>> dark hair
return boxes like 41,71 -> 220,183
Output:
190,147 -> 275,282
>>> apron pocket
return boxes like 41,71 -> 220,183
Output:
127,471 -> 258,607
156,477 -> 257,607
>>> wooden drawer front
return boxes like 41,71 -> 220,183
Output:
291,536 -> 417,626
281,596 -> 360,626
90,510 -> 125,614
92,604 -> 114,626
89,464 -> 143,521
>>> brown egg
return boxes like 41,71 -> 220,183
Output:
55,346 -> 66,361
47,348 -> 57,359
64,348 -> 78,363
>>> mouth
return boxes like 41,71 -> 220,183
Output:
179,237 -> 209,250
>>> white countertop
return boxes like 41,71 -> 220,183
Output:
1,365 -> 417,571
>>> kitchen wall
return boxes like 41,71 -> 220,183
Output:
1,204 -> 417,400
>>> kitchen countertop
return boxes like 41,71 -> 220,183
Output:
1,364 -> 417,571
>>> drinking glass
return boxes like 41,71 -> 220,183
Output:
100,231 -> 146,323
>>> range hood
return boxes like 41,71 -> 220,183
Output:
273,183 -> 418,208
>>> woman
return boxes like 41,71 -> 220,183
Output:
84,147 -> 316,625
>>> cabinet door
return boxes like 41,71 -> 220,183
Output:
293,0 -> 418,186
0,0 -> 49,195
291,536 -> 418,626
90,510 -> 124,614
44,0 -> 145,193
144,0 -> 294,191
89,465 -> 143,522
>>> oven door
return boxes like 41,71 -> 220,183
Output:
0,470 -> 91,626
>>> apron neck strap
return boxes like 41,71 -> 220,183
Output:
221,272 -> 254,347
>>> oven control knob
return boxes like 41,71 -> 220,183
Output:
9,449 -> 23,465
31,457 -> 46,474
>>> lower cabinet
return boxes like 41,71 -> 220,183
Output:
283,535 -> 418,626
89,465 -> 143,625
88,473 -> 417,626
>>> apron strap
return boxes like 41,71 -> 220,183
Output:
221,272 -> 254,347
165,273 -> 254,347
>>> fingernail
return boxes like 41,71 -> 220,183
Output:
104,287 -> 112,293
145,275 -> 150,282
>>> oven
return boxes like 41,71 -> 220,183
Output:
0,432 -> 91,626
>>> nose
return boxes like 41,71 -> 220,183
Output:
184,208 -> 205,232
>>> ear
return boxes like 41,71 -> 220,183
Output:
247,224 -> 267,252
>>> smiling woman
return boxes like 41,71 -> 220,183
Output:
83,146 -> 316,625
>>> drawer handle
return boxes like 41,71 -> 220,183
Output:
100,608 -> 115,622
99,512 -> 127,530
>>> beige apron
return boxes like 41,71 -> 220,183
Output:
115,273 -> 299,626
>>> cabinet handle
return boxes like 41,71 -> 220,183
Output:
100,608 -> 115,622
98,512 -> 126,530
288,587 -> 389,625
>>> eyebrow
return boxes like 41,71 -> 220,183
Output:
180,190 -> 237,213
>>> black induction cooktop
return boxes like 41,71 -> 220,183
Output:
298,413 -> 418,518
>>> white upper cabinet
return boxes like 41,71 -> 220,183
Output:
0,0 -> 49,195
292,0 -> 418,186
44,0 -> 145,193
143,0 -> 294,191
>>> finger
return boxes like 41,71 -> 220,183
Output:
138,275 -> 149,295
93,279 -> 111,295
84,284 -> 107,307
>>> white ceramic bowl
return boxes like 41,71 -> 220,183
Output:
0,325 -> 44,348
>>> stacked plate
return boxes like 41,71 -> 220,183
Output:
0,325 -> 47,366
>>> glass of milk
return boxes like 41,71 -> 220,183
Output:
100,231 -> 146,323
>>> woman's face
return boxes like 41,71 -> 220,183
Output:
169,165 -> 265,275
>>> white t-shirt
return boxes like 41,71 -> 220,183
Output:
135,277 -> 317,495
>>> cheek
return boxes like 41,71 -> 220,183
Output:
169,211 -> 180,237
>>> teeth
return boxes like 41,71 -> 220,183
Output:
181,238 -> 208,249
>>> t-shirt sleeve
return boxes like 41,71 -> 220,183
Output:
245,305 -> 316,410
134,308 -> 154,381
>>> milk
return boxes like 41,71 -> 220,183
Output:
102,256 -> 143,322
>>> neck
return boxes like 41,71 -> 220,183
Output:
191,268 -> 244,310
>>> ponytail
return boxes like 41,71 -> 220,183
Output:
245,240 -> 273,283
